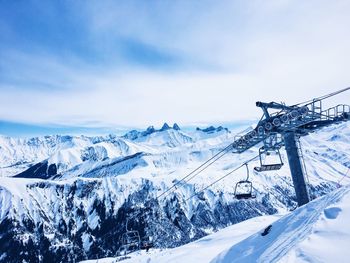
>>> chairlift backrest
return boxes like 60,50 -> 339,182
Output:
120,229 -> 141,256
123,230 -> 140,244
234,180 -> 254,199
234,164 -> 256,199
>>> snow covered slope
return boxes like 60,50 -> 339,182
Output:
87,185 -> 350,263
81,215 -> 282,263
0,124 -> 231,178
0,135 -> 91,177
213,184 -> 350,263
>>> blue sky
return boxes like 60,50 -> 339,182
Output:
1,0 -> 350,137
0,120 -> 131,137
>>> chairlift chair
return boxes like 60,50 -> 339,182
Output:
254,147 -> 284,172
234,163 -> 256,199
119,218 -> 141,255
121,230 -> 141,254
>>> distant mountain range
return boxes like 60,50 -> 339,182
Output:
0,122 -> 349,262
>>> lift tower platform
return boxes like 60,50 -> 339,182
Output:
229,88 -> 350,206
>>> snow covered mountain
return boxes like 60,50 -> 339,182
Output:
89,184 -> 350,263
0,122 -> 349,262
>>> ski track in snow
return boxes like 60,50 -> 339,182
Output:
211,185 -> 350,263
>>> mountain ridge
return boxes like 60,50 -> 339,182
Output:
0,122 -> 349,262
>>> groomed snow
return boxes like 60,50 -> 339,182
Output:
212,185 -> 350,263
280,188 -> 350,263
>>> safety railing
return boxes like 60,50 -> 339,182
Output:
232,101 -> 350,153
320,104 -> 350,120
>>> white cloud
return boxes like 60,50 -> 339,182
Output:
1,0 -> 350,128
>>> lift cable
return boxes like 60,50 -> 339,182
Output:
337,166 -> 350,186
156,142 -> 235,200
178,150 -> 230,187
157,113 -> 282,201
157,88 -> 348,202
153,88 -> 349,213
292,87 -> 350,107
185,154 -> 260,202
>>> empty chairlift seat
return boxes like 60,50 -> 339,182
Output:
234,180 -> 255,199
234,163 -> 256,199
118,217 -> 142,256
254,163 -> 283,172
254,147 -> 284,172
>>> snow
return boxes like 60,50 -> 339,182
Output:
83,185 -> 350,263
88,211 -> 100,230
82,233 -> 93,252
212,185 -> 350,263
280,190 -> 350,263
1,124 -> 349,199
80,214 -> 281,263
1,123 -> 349,232
0,177 -> 38,199
1,123 -> 350,262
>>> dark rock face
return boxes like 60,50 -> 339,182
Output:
0,178 -> 336,263
81,146 -> 108,162
196,126 -> 229,134
122,127 -> 157,141
14,161 -> 57,179
122,124 -> 181,141
173,123 -> 181,131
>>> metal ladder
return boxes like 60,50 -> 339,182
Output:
296,137 -> 312,200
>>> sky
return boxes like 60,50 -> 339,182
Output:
1,0 -> 350,136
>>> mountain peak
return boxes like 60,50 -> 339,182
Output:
173,123 -> 181,130
146,126 -> 156,133
160,123 -> 171,131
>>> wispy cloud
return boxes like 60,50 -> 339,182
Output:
0,0 -> 350,131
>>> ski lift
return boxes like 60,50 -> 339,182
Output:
254,147 -> 284,172
234,163 -> 256,199
118,218 -> 141,255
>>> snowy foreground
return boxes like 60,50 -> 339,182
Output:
83,185 -> 350,263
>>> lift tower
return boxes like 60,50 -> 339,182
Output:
229,88 -> 350,206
